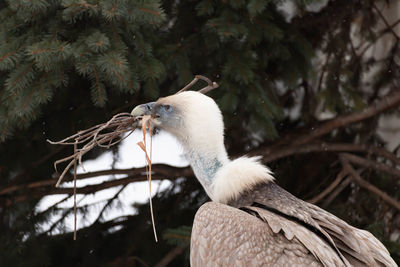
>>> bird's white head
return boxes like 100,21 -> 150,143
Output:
131,91 -> 228,161
131,91 -> 273,203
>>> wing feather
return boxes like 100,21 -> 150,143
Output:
229,182 -> 396,266
307,203 -> 397,267
243,206 -> 346,267
191,202 -> 343,266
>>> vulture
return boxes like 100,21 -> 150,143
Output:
131,91 -> 396,266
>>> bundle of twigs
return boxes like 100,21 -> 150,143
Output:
47,113 -> 138,240
48,75 -> 219,240
48,112 -> 139,187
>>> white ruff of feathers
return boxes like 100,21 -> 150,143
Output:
158,91 -> 274,203
212,156 -> 274,203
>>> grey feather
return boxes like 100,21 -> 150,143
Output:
191,202 -> 327,266
191,184 -> 397,266
222,182 -> 397,266
243,205 -> 346,267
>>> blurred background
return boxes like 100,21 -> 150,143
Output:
0,0 -> 400,266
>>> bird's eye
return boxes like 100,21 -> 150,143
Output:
164,104 -> 172,111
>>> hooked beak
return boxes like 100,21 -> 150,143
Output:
131,102 -> 161,130
131,102 -> 156,117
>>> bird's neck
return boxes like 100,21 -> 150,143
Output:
186,150 -> 227,197
172,124 -> 228,195
179,135 -> 274,203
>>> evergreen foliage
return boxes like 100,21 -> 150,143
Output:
1,0 -> 400,266
0,0 -> 165,140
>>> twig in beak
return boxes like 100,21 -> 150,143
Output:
176,75 -> 219,94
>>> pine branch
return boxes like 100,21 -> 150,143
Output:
93,185 -> 127,224
358,18 -> 400,57
41,195 -> 88,236
139,7 -> 162,17
154,247 -> 186,267
0,51 -> 17,67
35,194 -> 72,217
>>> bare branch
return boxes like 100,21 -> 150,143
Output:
373,3 -> 399,40
0,164 -> 192,197
248,88 -> 400,163
292,89 -> 400,145
252,142 -> 400,166
307,169 -> 347,204
321,176 -> 353,208
340,157 -> 400,211
47,174 -> 165,195
5,172 -> 195,206
359,18 -> 400,56
340,153 -> 400,178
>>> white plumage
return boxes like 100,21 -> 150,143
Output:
212,156 -> 274,203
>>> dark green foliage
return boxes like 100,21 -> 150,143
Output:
1,0 -> 400,266
164,225 -> 191,247
0,0 -> 165,140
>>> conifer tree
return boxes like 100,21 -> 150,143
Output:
0,0 -> 165,141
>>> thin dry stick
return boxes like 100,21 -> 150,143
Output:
149,124 -> 157,242
176,75 -> 219,94
137,116 -> 158,242
175,77 -> 199,94
73,141 -> 77,240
